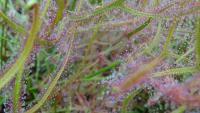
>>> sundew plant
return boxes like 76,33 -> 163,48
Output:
0,0 -> 200,113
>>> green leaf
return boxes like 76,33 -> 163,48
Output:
82,60 -> 121,81
41,0 -> 51,20
121,89 -> 141,113
127,17 -> 152,38
171,105 -> 186,113
0,11 -> 26,33
89,0 -> 102,5
68,0 -> 78,11
54,0 -> 65,25
146,19 -> 162,52
69,0 -> 124,21
12,66 -> 24,113
153,67 -> 199,77
0,96 -> 5,105
0,4 -> 40,90
119,5 -> 157,18
195,17 -> 200,69
161,18 -> 178,56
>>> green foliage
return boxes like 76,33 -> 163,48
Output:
127,18 -> 152,38
54,0 -> 66,26
195,17 -> 200,69
0,96 -> 5,105
162,18 -> 178,55
69,0 -> 123,21
171,105 -> 186,113
68,0 -> 78,11
0,0 -> 199,112
89,0 -> 102,5
0,4 -> 40,90
153,66 -> 198,77
145,19 -> 162,53
119,5 -> 157,18
82,60 -> 121,81
0,11 -> 25,33
12,66 -> 24,113
121,89 -> 141,113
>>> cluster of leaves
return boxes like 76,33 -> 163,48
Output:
0,0 -> 199,113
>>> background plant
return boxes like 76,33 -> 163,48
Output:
0,0 -> 199,113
